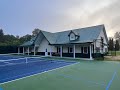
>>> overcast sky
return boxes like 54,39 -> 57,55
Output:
0,0 -> 120,37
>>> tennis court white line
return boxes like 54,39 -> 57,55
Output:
0,59 -> 54,67
0,56 -> 42,61
0,57 -> 27,61
106,71 -> 117,90
0,62 -> 79,85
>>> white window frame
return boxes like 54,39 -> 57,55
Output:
70,33 -> 75,41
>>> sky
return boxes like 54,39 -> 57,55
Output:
0,0 -> 120,37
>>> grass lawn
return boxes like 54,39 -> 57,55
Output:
105,51 -> 120,61
0,59 -> 120,90
108,51 -> 120,56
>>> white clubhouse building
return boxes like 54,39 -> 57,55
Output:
20,24 -> 108,60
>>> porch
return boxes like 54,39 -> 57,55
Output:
18,43 -> 95,60
52,43 -> 94,60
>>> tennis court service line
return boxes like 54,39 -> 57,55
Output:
0,61 -> 79,85
106,71 -> 117,90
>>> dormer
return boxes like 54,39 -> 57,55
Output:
68,30 -> 79,41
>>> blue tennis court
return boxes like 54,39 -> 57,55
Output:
0,56 -> 76,84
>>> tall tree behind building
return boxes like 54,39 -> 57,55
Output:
0,29 -> 4,42
114,32 -> 120,51
108,37 -> 114,51
32,28 -> 40,36
115,40 -> 119,51
114,32 -> 120,44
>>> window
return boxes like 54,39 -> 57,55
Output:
57,47 -> 60,53
70,47 -> 73,53
68,31 -> 79,41
101,37 -> 104,48
46,49 -> 47,52
83,47 -> 88,54
70,33 -> 75,41
79,46 -> 81,53
68,47 -> 73,53
81,47 -> 83,53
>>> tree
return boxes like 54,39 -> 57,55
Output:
32,28 -> 40,36
0,29 -> 4,36
0,29 -> 4,42
114,32 -> 120,39
108,37 -> 114,51
16,35 -> 19,39
115,40 -> 120,51
114,32 -> 120,44
19,34 -> 32,43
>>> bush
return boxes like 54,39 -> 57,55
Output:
0,46 -> 18,54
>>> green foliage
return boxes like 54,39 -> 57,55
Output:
0,29 -> 4,42
108,37 -> 114,51
114,32 -> 120,40
114,32 -> 120,50
115,40 -> 119,51
0,46 -> 18,54
19,34 -> 32,44
109,51 -> 120,56
0,29 -> 33,53
32,28 -> 40,36
0,28 -> 40,53
0,30 -> 32,46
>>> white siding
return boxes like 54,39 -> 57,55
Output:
75,45 -> 81,53
62,45 -> 81,53
38,38 -> 56,52
95,29 -> 108,53
63,46 -> 68,53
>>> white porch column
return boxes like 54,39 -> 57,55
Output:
90,44 -> 93,60
73,45 -> 75,58
60,46 -> 62,58
18,47 -> 20,55
23,47 -> 25,55
34,46 -> 36,56
28,47 -> 29,55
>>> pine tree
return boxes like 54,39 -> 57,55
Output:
115,40 -> 120,51
108,38 -> 114,51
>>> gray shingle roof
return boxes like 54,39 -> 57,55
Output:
41,30 -> 57,44
20,36 -> 37,47
21,24 -> 107,46
53,24 -> 105,44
